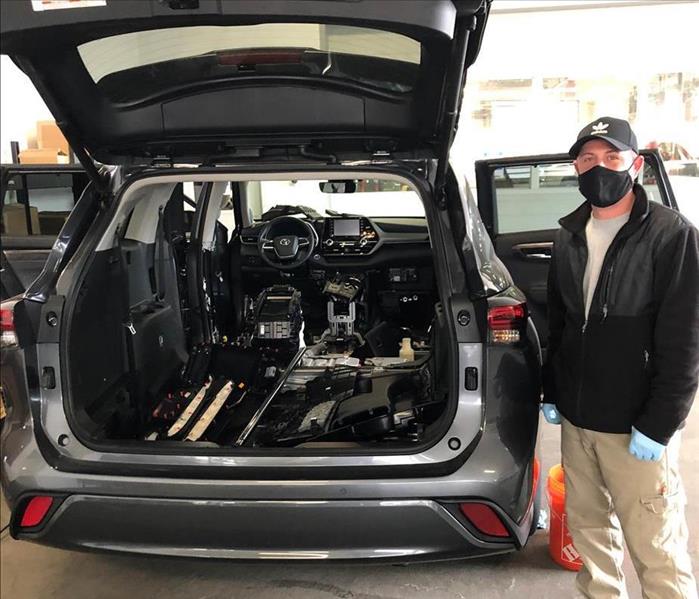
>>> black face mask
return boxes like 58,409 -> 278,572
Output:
578,164 -> 634,207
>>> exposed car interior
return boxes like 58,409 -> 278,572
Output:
67,175 -> 452,451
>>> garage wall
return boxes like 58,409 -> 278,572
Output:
0,56 -> 54,163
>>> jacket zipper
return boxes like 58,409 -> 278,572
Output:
601,264 -> 613,323
576,241 -> 589,421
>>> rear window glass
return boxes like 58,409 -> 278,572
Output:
78,24 -> 422,102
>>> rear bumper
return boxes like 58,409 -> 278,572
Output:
13,494 -> 516,561
1,345 -> 538,561
1,416 -> 538,562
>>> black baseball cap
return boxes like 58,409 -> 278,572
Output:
569,116 -> 638,158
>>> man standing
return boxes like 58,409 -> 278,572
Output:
542,116 -> 699,598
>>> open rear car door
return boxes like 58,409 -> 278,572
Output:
474,149 -> 677,352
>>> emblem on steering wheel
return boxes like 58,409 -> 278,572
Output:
280,238 -> 291,246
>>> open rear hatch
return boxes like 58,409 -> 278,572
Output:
1,0 -> 490,168
1,1 -> 492,461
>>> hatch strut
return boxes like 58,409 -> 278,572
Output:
71,144 -> 108,191
434,15 -> 477,207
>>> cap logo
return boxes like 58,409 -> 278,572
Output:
591,121 -> 609,135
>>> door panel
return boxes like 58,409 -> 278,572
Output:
492,229 -> 555,345
475,149 -> 676,353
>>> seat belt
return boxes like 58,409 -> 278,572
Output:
116,228 -> 143,435
154,205 -> 167,301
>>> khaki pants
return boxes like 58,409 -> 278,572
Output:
561,418 -> 697,599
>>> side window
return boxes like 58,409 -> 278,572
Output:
636,162 -> 663,205
492,156 -> 674,235
217,183 -> 236,240
650,145 -> 698,227
180,181 -> 200,241
1,171 -> 88,237
182,182 -> 198,208
493,162 -> 581,234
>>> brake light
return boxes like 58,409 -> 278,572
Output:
488,303 -> 526,344
217,50 -> 303,66
1,299 -> 19,348
459,502 -> 510,538
20,496 -> 54,528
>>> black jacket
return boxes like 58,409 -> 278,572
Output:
543,184 -> 699,444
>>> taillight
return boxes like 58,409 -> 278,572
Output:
1,299 -> 19,348
459,502 -> 510,538
20,496 -> 54,528
487,303 -> 527,344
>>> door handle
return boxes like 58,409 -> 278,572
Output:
513,242 -> 552,261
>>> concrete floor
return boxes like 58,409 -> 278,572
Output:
2,403 -> 697,599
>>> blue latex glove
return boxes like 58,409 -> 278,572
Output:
541,403 -> 562,425
629,427 -> 666,461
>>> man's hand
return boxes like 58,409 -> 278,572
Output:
541,403 -> 562,425
629,427 -> 666,461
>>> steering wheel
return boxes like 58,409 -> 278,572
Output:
257,215 -> 318,270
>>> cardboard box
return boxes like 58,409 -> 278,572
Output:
2,203 -> 41,236
18,148 -> 69,164
36,120 -> 70,156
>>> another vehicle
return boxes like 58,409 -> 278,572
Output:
0,0 -> 546,561
1,164 -> 90,299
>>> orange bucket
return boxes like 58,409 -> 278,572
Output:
547,464 -> 583,571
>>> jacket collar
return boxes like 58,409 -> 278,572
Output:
559,183 -> 650,238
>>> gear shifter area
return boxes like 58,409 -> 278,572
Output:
322,274 -> 364,354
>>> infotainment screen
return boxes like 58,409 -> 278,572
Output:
333,219 -> 360,237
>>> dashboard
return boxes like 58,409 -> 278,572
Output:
240,215 -> 430,267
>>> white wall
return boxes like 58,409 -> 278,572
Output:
455,1 -> 699,158
0,56 -> 54,163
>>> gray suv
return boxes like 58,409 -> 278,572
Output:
0,0 -> 545,561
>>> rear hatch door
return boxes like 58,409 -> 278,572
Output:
1,0 -> 490,166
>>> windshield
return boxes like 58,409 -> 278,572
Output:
247,179 -> 424,220
78,24 -> 422,103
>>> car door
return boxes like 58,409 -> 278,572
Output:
474,149 -> 677,353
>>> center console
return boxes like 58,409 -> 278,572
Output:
321,217 -> 379,256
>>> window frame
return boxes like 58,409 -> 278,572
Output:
0,165 -> 89,240
474,149 -> 678,239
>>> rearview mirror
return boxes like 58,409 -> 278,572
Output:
319,180 -> 357,194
